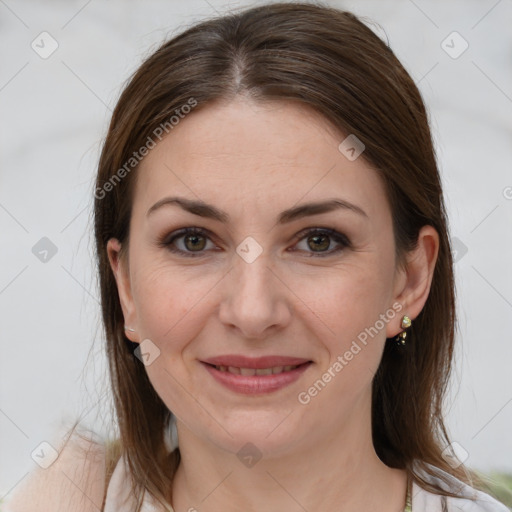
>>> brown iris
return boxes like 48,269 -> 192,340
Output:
184,233 -> 207,251
307,234 -> 330,252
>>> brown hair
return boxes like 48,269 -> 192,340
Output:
94,2 -> 476,509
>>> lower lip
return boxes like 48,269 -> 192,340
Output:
201,362 -> 312,395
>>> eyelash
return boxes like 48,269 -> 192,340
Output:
160,227 -> 351,258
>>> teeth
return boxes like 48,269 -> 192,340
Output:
255,368 -> 273,375
214,364 -> 301,375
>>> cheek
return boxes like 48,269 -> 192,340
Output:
131,265 -> 206,405
295,269 -> 393,414
131,258 -> 217,348
295,261 -> 393,347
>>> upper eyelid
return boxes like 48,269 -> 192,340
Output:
165,226 -> 347,242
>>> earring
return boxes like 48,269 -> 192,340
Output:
124,325 -> 135,333
394,315 -> 411,346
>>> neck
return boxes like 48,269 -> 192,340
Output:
170,399 -> 408,512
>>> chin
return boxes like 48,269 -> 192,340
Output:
196,410 -> 308,459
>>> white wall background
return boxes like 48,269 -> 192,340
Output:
1,0 -> 511,499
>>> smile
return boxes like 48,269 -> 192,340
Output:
212,364 -> 302,375
201,360 -> 312,394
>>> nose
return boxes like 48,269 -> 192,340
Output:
218,247 -> 292,340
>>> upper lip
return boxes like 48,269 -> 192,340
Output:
201,355 -> 312,369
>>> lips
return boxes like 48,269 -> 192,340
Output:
213,365 -> 302,375
200,355 -> 312,394
202,355 -> 311,369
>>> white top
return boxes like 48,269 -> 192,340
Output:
104,454 -> 509,512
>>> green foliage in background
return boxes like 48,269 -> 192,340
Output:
477,471 -> 512,509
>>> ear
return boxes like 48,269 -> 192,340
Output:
107,238 -> 140,343
386,225 -> 440,338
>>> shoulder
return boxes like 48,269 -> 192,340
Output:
413,463 -> 510,512
4,427 -> 110,512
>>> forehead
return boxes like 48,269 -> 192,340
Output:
134,98 -> 389,223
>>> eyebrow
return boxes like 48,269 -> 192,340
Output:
147,196 -> 368,223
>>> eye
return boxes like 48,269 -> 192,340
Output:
161,226 -> 350,258
162,227 -> 216,257
290,228 -> 351,257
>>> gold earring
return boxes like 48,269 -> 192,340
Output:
394,315 -> 411,346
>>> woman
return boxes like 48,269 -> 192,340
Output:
5,2 -> 508,511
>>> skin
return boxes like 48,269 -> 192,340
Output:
108,97 -> 439,512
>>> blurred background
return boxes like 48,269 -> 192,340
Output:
1,0 -> 511,505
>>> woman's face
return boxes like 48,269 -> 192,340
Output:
108,98 -> 423,458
